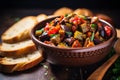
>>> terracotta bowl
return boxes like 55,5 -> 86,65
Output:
31,16 -> 117,66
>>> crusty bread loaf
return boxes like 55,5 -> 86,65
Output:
1,16 -> 38,43
53,7 -> 73,16
36,14 -> 47,22
0,40 -> 36,58
0,50 -> 43,73
73,8 -> 94,17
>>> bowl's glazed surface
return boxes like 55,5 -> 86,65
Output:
31,16 -> 117,66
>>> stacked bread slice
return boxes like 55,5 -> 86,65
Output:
0,15 -> 47,73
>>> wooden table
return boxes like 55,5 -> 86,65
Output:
0,8 -> 120,80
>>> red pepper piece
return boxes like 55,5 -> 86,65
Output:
104,25 -> 111,37
44,23 -> 51,31
47,25 -> 60,36
70,16 -> 81,25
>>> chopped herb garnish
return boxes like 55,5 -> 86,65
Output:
65,14 -> 68,17
35,28 -> 44,36
90,32 -> 95,41
50,34 -> 56,38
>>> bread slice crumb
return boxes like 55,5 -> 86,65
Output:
0,40 -> 36,58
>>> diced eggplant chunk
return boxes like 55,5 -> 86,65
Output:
64,37 -> 75,46
39,32 -> 50,42
97,22 -> 103,30
99,28 -> 106,38
80,23 -> 90,33
59,29 -> 65,41
61,24 -> 71,32
50,34 -> 61,45
93,38 -> 102,45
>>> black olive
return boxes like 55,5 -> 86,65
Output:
39,32 -> 50,42
93,38 -> 102,45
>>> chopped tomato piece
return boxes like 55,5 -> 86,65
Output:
47,24 -> 60,36
104,25 -> 111,37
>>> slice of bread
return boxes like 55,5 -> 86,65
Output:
1,16 -> 38,43
0,50 -> 43,73
36,14 -> 47,22
0,40 -> 36,58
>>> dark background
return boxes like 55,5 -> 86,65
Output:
0,0 -> 119,28
0,0 -> 119,10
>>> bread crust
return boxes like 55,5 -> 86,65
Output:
0,51 -> 43,73
36,14 -> 47,22
74,8 -> 94,17
17,56 -> 43,71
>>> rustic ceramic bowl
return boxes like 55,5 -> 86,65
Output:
31,16 -> 117,66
